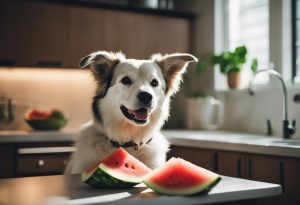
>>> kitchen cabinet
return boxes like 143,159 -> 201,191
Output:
282,158 -> 300,205
0,145 -> 14,179
249,155 -> 283,205
69,6 -> 106,66
217,151 -> 248,178
168,145 -> 217,171
0,1 -> 192,68
0,142 -> 74,178
0,1 -> 70,67
168,145 -> 300,205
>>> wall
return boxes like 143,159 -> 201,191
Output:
0,68 -> 95,131
164,0 -> 215,129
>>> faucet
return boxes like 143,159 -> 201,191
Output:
0,97 -> 14,123
248,69 -> 296,139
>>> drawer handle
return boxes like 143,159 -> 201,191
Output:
37,160 -> 45,168
18,147 -> 76,154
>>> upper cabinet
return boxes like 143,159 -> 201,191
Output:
0,1 -> 192,68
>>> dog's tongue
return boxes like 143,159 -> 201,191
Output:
128,108 -> 148,120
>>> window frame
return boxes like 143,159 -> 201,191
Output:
292,0 -> 299,82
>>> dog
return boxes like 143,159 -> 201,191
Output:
65,51 -> 197,174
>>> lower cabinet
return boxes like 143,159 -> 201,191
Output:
169,145 -> 216,171
0,142 -> 74,178
169,145 -> 300,205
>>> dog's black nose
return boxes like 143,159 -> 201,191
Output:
137,92 -> 153,105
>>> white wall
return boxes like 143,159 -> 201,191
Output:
0,67 -> 95,131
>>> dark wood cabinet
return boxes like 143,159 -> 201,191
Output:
69,6 -> 106,67
0,1 -> 192,68
0,1 -> 70,67
217,151 -> 248,178
0,142 -> 73,178
282,158 -> 300,205
168,145 -> 216,171
0,145 -> 15,179
169,145 -> 300,205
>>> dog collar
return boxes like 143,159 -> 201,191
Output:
109,138 -> 153,150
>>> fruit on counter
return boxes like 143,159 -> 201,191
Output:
24,108 -> 67,130
143,158 -> 221,195
81,147 -> 152,188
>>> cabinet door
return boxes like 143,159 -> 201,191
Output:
14,1 -> 69,67
282,158 -> 300,205
0,145 -> 14,179
105,10 -> 144,59
168,145 -> 216,171
0,1 -> 17,66
140,15 -> 191,58
218,151 -> 247,178
69,6 -> 106,67
249,154 -> 282,205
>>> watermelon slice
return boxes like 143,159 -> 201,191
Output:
81,147 -> 152,188
143,158 -> 221,195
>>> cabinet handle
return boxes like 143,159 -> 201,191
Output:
37,61 -> 62,67
18,147 -> 76,154
0,59 -> 15,66
37,160 -> 45,168
279,161 -> 285,192
248,157 -> 252,179
237,158 -> 242,178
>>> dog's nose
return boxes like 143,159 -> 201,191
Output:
137,91 -> 153,105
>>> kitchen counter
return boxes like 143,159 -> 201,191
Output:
163,130 -> 300,158
1,129 -> 300,158
0,174 -> 281,205
0,130 -> 79,143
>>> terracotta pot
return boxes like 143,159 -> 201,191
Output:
227,71 -> 241,89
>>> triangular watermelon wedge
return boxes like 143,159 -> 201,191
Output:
143,158 -> 221,195
81,147 -> 152,188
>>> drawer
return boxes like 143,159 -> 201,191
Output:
16,146 -> 75,176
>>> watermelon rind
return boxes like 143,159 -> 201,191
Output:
81,165 -> 137,188
144,174 -> 221,195
99,163 -> 144,184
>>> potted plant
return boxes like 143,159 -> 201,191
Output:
197,45 -> 258,89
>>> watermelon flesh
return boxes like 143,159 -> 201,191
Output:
81,147 -> 152,188
143,158 -> 221,195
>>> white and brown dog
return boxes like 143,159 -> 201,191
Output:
65,51 -> 197,174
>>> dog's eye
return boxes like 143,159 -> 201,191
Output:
121,76 -> 132,85
150,79 -> 159,87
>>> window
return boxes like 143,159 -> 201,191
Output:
292,0 -> 300,82
215,0 -> 270,90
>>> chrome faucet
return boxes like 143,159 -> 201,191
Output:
248,69 -> 296,139
0,97 -> 14,123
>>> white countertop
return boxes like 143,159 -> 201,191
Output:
162,130 -> 300,158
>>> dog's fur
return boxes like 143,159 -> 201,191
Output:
65,51 -> 197,174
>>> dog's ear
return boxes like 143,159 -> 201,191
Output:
153,53 -> 198,95
79,51 -> 125,96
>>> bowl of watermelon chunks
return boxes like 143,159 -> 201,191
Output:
24,108 -> 67,130
82,147 -> 221,195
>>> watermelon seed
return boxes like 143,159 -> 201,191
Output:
115,161 -> 119,165
125,163 -> 129,168
131,165 -> 135,169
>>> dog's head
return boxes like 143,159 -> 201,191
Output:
80,51 -> 197,139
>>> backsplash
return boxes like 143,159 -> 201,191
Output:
0,67 -> 95,131
216,86 -> 300,139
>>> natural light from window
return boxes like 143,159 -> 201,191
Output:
227,0 -> 270,86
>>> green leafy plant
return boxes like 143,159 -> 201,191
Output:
197,45 -> 258,75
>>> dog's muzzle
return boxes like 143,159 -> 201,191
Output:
120,105 -> 150,124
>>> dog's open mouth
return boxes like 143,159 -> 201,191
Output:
120,105 -> 150,124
